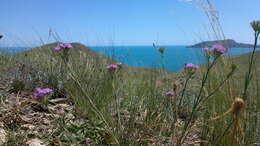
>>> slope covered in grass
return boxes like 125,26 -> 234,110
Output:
0,42 -> 259,145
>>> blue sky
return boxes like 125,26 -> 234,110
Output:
0,0 -> 259,47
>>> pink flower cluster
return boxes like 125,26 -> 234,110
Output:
184,63 -> 199,74
33,88 -> 53,98
202,44 -> 228,56
212,44 -> 228,54
53,43 -> 73,52
185,63 -> 199,69
163,91 -> 175,96
106,62 -> 122,71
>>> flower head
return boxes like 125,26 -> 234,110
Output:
106,64 -> 119,71
53,46 -> 62,52
185,63 -> 199,69
33,88 -> 53,98
163,91 -> 175,97
53,43 -> 73,52
184,63 -> 199,74
212,44 -> 228,55
250,20 -> 260,33
60,43 -> 73,49
202,47 -> 209,52
158,47 -> 165,54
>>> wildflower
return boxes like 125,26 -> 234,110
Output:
212,44 -> 228,55
106,64 -> 119,71
185,63 -> 199,69
33,88 -> 53,98
184,63 -> 199,74
53,45 -> 62,52
202,47 -> 209,52
163,91 -> 175,97
60,43 -> 73,49
53,43 -> 73,52
250,20 -> 260,33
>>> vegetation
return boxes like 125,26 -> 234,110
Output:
0,29 -> 260,146
0,3 -> 260,145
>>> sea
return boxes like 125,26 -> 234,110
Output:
1,46 -> 259,72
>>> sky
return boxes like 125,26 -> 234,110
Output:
0,0 -> 260,47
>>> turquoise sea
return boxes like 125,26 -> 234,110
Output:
91,46 -> 260,71
1,46 -> 260,71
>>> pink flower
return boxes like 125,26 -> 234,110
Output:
184,63 -> 199,74
53,46 -> 62,51
202,47 -> 209,52
60,43 -> 73,49
53,43 -> 73,52
106,64 -> 119,71
212,44 -> 228,54
163,91 -> 175,96
185,63 -> 199,69
33,88 -> 53,98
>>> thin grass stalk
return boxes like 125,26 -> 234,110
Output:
177,74 -> 193,111
176,56 -> 219,145
67,65 -> 120,145
198,66 -> 236,106
242,31 -> 259,100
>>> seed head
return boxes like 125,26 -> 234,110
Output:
158,47 -> 165,54
231,98 -> 244,115
250,20 -> 260,33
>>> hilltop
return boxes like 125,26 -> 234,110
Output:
187,39 -> 260,48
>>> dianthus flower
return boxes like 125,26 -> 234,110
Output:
33,88 -> 53,98
106,64 -> 119,71
53,43 -> 73,52
184,63 -> 199,74
163,91 -> 175,97
212,44 -> 228,55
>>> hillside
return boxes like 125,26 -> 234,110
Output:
231,50 -> 260,70
187,39 -> 260,48
1,42 -> 260,145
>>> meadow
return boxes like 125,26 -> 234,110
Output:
0,20 -> 259,146
0,1 -> 260,144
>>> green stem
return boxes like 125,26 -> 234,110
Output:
177,56 -> 219,145
242,32 -> 259,100
177,74 -> 193,111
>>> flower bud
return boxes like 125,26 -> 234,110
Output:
250,20 -> 260,33
231,98 -> 244,115
158,47 -> 165,54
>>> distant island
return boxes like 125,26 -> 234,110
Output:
187,39 -> 260,48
